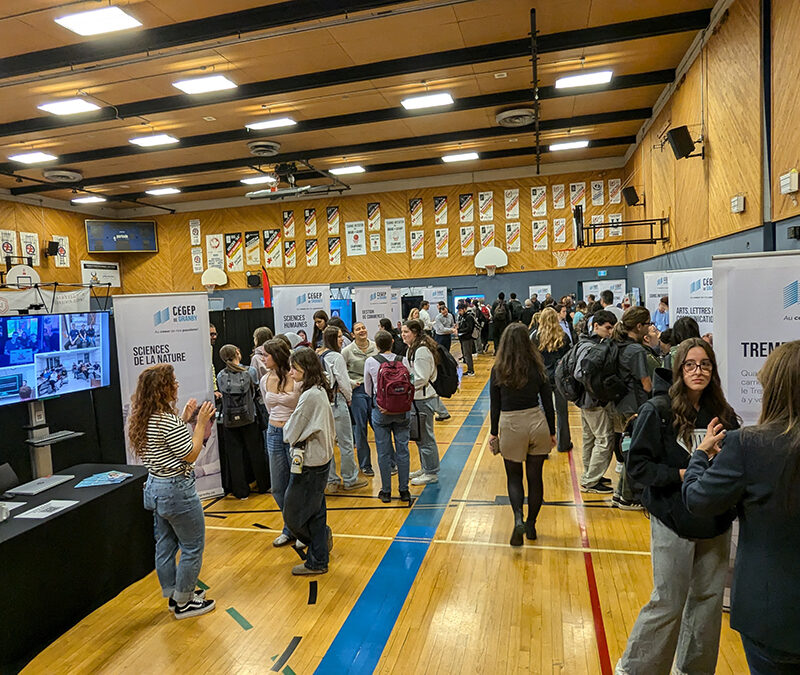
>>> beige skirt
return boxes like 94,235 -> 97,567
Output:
498,407 -> 551,462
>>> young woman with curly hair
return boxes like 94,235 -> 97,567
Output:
129,364 -> 217,619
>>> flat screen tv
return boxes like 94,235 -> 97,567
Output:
0,311 -> 111,407
85,219 -> 158,253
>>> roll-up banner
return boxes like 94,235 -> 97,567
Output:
352,285 -> 392,338
714,251 -> 800,426
528,285 -> 551,300
644,271 -> 670,321
113,292 -> 223,498
667,268 -> 713,336
582,279 -> 627,305
272,284 -> 331,336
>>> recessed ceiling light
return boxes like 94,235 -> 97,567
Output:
245,117 -> 296,131
145,187 -> 181,196
54,6 -> 142,36
241,175 -> 277,185
549,140 -> 590,151
129,134 -> 179,147
555,70 -> 613,89
8,151 -> 57,164
72,196 -> 107,204
173,75 -> 237,95
442,152 -> 479,163
203,116 -> 217,122
401,92 -> 454,110
38,98 -> 101,115
329,165 -> 365,175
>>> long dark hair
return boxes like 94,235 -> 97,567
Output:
494,323 -> 546,389
311,310 -> 329,347
327,316 -> 352,342
669,338 -> 737,446
404,318 -> 439,364
672,316 -> 701,343
323,325 -> 342,352
291,347 -> 333,401
263,338 -> 291,390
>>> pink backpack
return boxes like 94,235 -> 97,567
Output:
375,354 -> 414,414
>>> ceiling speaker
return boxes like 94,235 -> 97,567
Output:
246,272 -> 261,288
622,186 -> 640,207
666,125 -> 696,160
495,108 -> 535,128
42,168 -> 82,182
247,140 -> 281,156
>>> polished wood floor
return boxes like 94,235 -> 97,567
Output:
25,351 -> 748,674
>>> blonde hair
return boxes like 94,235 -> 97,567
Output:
536,307 -> 565,352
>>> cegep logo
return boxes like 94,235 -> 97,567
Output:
784,280 -> 799,309
153,307 -> 170,326
154,304 -> 198,327
296,290 -> 324,308
369,291 -> 387,303
689,277 -> 713,296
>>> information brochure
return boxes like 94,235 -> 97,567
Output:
16,500 -> 79,519
74,471 -> 133,488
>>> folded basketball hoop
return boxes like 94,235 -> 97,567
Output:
474,246 -> 508,276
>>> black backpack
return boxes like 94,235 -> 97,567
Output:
555,342 -> 584,404
493,301 -> 508,322
624,394 -> 672,500
217,368 -> 256,428
318,350 -> 339,397
579,339 -> 630,405
432,344 -> 459,398
509,299 -> 522,321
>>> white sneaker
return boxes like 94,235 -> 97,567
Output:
409,468 -> 426,479
615,461 -> 624,473
410,473 -> 439,486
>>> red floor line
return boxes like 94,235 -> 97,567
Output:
566,450 -> 613,675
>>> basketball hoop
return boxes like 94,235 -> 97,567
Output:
553,249 -> 571,268
485,265 -> 496,277
204,284 -> 217,294
201,267 -> 227,294
474,246 -> 508,276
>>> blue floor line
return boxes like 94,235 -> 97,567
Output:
314,383 -> 490,675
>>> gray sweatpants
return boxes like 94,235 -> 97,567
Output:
580,405 -> 613,487
616,516 -> 731,675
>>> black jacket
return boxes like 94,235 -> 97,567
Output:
530,330 -> 570,382
456,312 -> 475,339
520,307 -> 535,327
508,299 -> 523,321
683,426 -> 800,654
627,368 -> 737,539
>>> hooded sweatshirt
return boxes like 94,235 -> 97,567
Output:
626,367 -> 737,539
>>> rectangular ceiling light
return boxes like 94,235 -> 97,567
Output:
442,152 -> 479,163
72,196 -> 107,204
245,117 -> 296,131
549,140 -> 590,151
241,175 -> 277,185
129,134 -> 179,147
38,98 -> 101,115
555,70 -> 613,89
8,151 -> 57,164
401,92 -> 454,110
329,165 -> 365,175
145,187 -> 181,196
55,6 -> 142,36
173,75 -> 237,95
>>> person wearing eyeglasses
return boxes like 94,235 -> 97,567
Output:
615,338 -> 739,675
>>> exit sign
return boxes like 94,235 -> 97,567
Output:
597,270 -> 608,277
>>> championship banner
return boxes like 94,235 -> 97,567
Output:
81,260 -> 121,286
434,196 -> 448,225
353,286 -> 391,337
0,230 -> 18,258
570,182 -> 586,208
304,208 -> 317,237
369,233 -> 381,252
608,213 -> 623,237
191,247 -> 203,274
263,229 -> 282,268
273,284 -> 331,336
305,239 -> 318,266
282,210 -> 295,238
478,191 -> 493,222
460,226 -> 474,256
189,219 -> 201,246
608,178 -> 621,204
346,221 -> 367,256
552,184 -> 565,210
714,251 -> 800,425
668,268 -> 713,335
19,232 -> 40,267
583,279 -> 627,305
435,228 -> 449,257
409,198 -> 423,226
113,293 -> 222,498
505,222 -> 520,252
532,219 -> 548,251
367,202 -> 381,232
528,284 -> 551,300
530,186 -> 546,217
205,234 -> 224,270
283,240 -> 296,268
591,180 -> 605,206
328,237 -> 341,265
54,235 -> 70,268
591,214 -> 605,241
385,218 -> 406,254
245,231 -> 260,266
410,230 -> 424,260
504,189 -> 519,219
0,287 -> 90,315
479,223 -> 495,248
224,232 -> 244,272
553,218 -> 566,244
326,206 -> 340,235
644,271 -> 670,321
459,193 -> 474,222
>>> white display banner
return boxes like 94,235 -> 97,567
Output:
273,284 -> 331,336
714,252 -> 800,425
81,260 -> 121,287
528,285 -> 551,301
435,228 -> 448,258
345,221 -> 366,256
410,230 -> 424,259
0,287 -> 90,315
583,279 -> 627,305
191,247 -> 203,274
206,234 -> 224,269
189,219 -> 201,245
505,222 -> 520,252
19,232 -> 40,267
478,191 -> 493,222
532,219 -> 548,251
644,271 -> 670,322
530,186 -> 546,217
413,286 -> 447,307
113,293 -> 222,498
0,229 -> 18,258
353,285 -> 392,337
504,189 -> 519,219
668,268 -> 713,335
385,218 -> 407,254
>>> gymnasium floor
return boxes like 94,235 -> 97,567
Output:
25,352 -> 748,674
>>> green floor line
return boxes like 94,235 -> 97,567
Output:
196,579 -> 209,590
226,607 -> 253,630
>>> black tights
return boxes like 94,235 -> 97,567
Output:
503,455 -> 546,522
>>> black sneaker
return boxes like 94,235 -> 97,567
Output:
378,490 -> 391,503
581,482 -> 614,494
510,522 -> 525,547
362,467 -> 375,477
435,414 -> 451,422
399,490 -> 411,503
174,597 -> 215,620
599,477 -> 612,485
169,588 -> 206,612
525,520 -> 537,541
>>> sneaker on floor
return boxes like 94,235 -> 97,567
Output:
599,476 -> 612,485
466,371 -> 476,376
378,490 -> 391,503
410,473 -> 439,486
525,520 -> 537,541
362,468 -> 375,477
409,468 -> 426,479
343,478 -> 369,490
435,414 -> 451,422
581,482 -> 614,494
294,539 -> 307,549
615,461 -> 624,473
399,489 -> 411,503
169,588 -> 206,612
325,481 -> 341,494
292,564 -> 327,576
615,496 -> 643,511
391,466 -> 398,476
272,533 -> 295,547
174,597 -> 215,620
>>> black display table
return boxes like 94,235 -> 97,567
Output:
0,463 -> 153,674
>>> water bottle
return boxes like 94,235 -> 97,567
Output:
290,446 -> 305,474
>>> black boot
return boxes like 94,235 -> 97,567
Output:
525,518 -> 537,541
510,509 -> 525,547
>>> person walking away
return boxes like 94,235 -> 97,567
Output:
419,300 -> 434,336
508,293 -> 523,322
282,347 -> 336,576
342,322 -> 378,476
130,364 -> 217,619
320,326 -> 368,493
652,296 -> 669,332
259,339 -> 302,547
600,289 -> 623,320
520,299 -> 535,328
682,340 -> 800,673
217,344 -> 270,498
364,330 -> 414,503
379,317 -> 406,357
456,304 -> 476,376
402,319 -> 441,485
489,324 -> 556,545
491,292 -> 510,353
531,307 -> 572,452
311,310 -> 329,350
616,338 -> 739,675
433,304 -> 455,351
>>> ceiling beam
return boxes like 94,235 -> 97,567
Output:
0,10 -> 709,139
9,110 -> 650,196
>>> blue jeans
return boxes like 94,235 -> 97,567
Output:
143,473 -> 205,605
742,634 -> 800,675
351,385 -> 373,471
329,393 -> 359,486
372,406 -> 410,492
284,461 -> 331,570
414,398 -> 440,474
266,424 -> 292,537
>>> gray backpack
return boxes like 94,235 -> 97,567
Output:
217,368 -> 256,428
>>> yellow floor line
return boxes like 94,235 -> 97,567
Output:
445,428 -> 489,542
